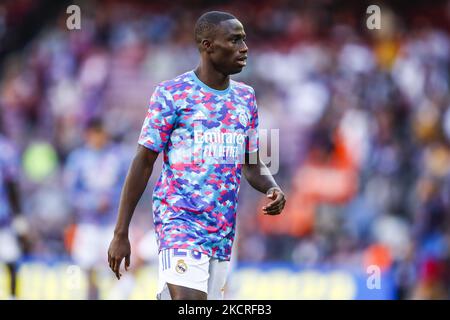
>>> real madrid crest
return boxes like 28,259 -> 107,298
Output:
238,112 -> 248,127
176,259 -> 188,274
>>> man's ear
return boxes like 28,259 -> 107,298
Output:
201,39 -> 214,53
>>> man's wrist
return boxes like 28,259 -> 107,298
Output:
114,229 -> 129,238
266,186 -> 282,195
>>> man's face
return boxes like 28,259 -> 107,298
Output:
209,19 -> 248,75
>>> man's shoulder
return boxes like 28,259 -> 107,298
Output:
155,71 -> 194,94
231,79 -> 255,96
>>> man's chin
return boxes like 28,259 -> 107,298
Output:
229,66 -> 244,75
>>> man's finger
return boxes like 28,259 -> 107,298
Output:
265,199 -> 282,208
108,253 -> 112,268
264,204 -> 283,215
264,203 -> 282,213
263,203 -> 277,210
114,257 -> 122,279
112,258 -> 119,278
264,201 -> 285,214
265,209 -> 281,215
125,254 -> 131,271
264,195 -> 284,209
266,189 -> 277,199
265,207 -> 283,215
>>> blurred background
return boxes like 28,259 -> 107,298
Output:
0,0 -> 449,300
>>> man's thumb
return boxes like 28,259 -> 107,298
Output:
125,255 -> 131,271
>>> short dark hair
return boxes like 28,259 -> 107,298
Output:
194,11 -> 237,44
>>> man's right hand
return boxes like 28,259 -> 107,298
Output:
107,146 -> 158,280
107,234 -> 131,280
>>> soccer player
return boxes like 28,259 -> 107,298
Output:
108,11 -> 286,300
0,114 -> 28,299
64,118 -> 129,299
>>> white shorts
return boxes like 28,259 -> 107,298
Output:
157,248 -> 230,300
0,228 -> 21,263
71,223 -> 114,270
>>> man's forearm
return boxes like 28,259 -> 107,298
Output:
114,150 -> 155,236
243,158 -> 280,194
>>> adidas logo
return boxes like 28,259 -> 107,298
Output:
193,111 -> 207,120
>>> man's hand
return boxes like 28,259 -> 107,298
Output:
263,187 -> 286,215
107,234 -> 131,280
106,147 -> 158,280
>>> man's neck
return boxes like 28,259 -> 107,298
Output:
194,63 -> 230,91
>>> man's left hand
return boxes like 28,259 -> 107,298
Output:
263,187 -> 286,215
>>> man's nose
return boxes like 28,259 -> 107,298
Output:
240,42 -> 248,53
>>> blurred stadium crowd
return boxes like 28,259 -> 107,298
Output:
0,0 -> 450,299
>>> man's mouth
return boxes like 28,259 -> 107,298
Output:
236,56 -> 247,66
